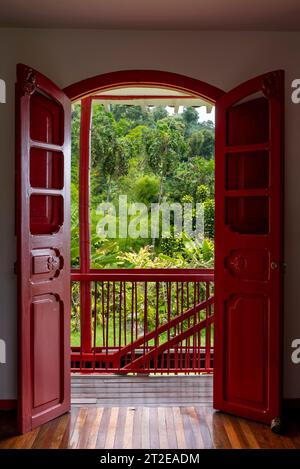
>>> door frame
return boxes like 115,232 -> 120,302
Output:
64,69 -> 224,368
63,69 -> 224,104
64,69 -> 284,425
16,67 -> 284,432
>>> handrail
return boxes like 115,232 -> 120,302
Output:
112,296 -> 214,361
70,270 -> 215,373
123,315 -> 214,371
71,268 -> 214,282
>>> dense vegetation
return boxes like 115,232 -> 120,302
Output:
71,103 -> 215,271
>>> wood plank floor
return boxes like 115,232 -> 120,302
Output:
71,375 -> 213,407
1,375 -> 300,449
1,406 -> 300,449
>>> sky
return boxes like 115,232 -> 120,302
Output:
166,105 -> 215,123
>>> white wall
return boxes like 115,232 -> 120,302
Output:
0,29 -> 299,399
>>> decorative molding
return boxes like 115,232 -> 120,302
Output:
47,255 -> 60,271
32,249 -> 63,278
227,253 -> 247,274
22,67 -> 37,96
261,72 -> 278,98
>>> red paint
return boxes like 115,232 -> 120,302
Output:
214,71 -> 284,424
65,70 -> 222,375
16,64 -> 71,434
79,98 -> 92,353
71,268 -> 214,282
14,65 -> 284,430
71,273 -> 214,374
64,69 -> 224,103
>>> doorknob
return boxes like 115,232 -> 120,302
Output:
270,261 -> 278,270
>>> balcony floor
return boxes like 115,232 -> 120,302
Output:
71,374 -> 213,407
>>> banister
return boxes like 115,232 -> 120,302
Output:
71,268 -> 214,282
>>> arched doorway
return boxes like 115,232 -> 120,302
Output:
65,70 -> 221,377
16,65 -> 284,433
63,69 -> 224,103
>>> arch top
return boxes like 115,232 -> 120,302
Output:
63,69 -> 224,104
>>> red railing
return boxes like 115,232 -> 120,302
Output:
71,269 -> 214,374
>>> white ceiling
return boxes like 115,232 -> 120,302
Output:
1,0 -> 300,30
93,86 -> 212,110
100,88 -> 190,96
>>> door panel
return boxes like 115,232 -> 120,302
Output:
225,295 -> 268,406
214,71 -> 284,424
30,92 -> 64,145
16,64 -> 71,433
32,294 -> 62,408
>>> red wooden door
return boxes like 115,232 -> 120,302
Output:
16,64 -> 71,433
214,71 -> 284,425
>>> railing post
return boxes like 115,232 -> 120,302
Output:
79,97 -> 92,353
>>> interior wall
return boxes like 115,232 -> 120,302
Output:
0,29 -> 299,399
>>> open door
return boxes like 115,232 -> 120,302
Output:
16,64 -> 71,433
214,71 -> 284,425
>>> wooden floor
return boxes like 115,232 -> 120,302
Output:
71,375 -> 213,407
0,375 -> 300,449
1,406 -> 300,449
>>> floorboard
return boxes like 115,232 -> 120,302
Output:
1,375 -> 300,449
71,374 -> 213,407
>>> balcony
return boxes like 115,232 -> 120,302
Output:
71,269 -> 214,374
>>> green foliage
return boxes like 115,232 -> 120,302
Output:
188,131 -> 204,158
70,100 -> 216,341
133,175 -> 160,205
71,104 -> 81,268
204,199 -> 215,239
196,184 -> 209,202
111,104 -> 153,126
182,107 -> 199,135
71,103 -> 215,272
200,128 -> 215,159
91,106 -> 130,201
166,156 -> 214,201
145,116 -> 188,188
160,236 -> 185,256
152,106 -> 169,122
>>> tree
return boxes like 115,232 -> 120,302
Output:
91,106 -> 150,199
145,116 -> 188,201
182,106 -> 199,136
110,104 -> 153,127
91,105 -> 131,201
204,199 -> 215,239
199,128 -> 214,159
151,106 -> 169,122
166,156 -> 215,201
188,131 -> 204,159
196,184 -> 209,202
133,175 -> 160,205
71,102 -> 215,269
